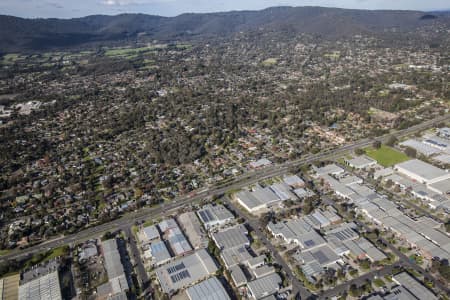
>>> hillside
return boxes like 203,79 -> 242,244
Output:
0,6 -> 449,52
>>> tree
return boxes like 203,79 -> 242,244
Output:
445,221 -> 450,233
404,147 -> 417,158
386,179 -> 394,188
373,140 -> 382,149
385,135 -> 398,147
355,148 -> 365,156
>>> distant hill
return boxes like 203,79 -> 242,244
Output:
0,6 -> 449,52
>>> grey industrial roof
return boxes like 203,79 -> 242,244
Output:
143,225 -> 160,241
18,270 -> 61,300
108,291 -> 128,300
393,272 -> 438,300
212,224 -> 249,250
301,261 -> 323,278
400,139 -> 441,156
186,277 -> 230,300
252,187 -> 280,204
229,265 -> 247,286
325,223 -> 359,241
221,246 -> 252,268
308,245 -> 340,266
247,273 -> 282,300
270,183 -> 296,201
346,156 -> 376,168
283,175 -> 305,187
159,218 -> 179,233
293,188 -> 315,199
434,154 -> 450,164
429,178 -> 450,195
167,227 -> 192,256
314,164 -> 344,176
150,240 -> 172,264
247,255 -> 266,269
339,175 -> 363,186
321,175 -> 355,197
102,239 -> 129,294
156,249 -> 218,294
178,212 -> 207,249
236,191 -> 262,210
384,286 -> 417,300
197,204 -> 234,226
252,265 -> 276,279
395,159 -> 448,182
102,239 -> 126,279
297,230 -> 327,250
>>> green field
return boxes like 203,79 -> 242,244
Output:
2,53 -> 21,64
262,58 -> 278,66
105,44 -> 168,58
23,246 -> 69,269
365,145 -> 410,167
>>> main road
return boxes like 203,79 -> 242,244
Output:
1,114 -> 449,264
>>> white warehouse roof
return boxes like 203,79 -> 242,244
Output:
395,159 -> 450,184
186,277 -> 230,300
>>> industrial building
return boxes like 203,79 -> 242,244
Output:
18,271 -> 61,300
177,211 -> 208,249
282,174 -> 305,188
345,156 -> 377,169
392,272 -> 438,300
229,265 -> 247,287
101,239 -> 129,297
325,168 -> 450,260
155,249 -> 218,295
438,127 -> 450,139
235,182 -> 296,213
0,274 -> 19,300
211,224 -> 250,250
400,139 -> 441,157
394,159 -> 450,184
186,277 -> 230,300
156,218 -> 193,257
141,225 -> 160,244
145,240 -> 172,266
166,226 -> 193,256
221,246 -> 253,268
246,273 -> 282,300
313,164 -> 345,177
196,204 -> 235,230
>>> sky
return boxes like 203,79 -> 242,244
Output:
1,0 -> 449,19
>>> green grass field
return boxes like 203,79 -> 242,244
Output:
365,145 -> 410,167
262,58 -> 278,66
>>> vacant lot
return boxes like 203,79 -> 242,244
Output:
365,145 -> 410,167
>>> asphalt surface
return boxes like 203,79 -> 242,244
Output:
124,228 -> 149,290
1,113 -> 448,269
318,262 -> 402,299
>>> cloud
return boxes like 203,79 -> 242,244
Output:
101,0 -> 172,5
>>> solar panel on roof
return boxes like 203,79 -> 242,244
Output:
199,211 -> 209,222
304,240 -> 315,247
205,210 -> 214,221
313,250 -> 328,264
170,270 -> 190,283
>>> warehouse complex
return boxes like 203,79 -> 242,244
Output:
18,271 -> 62,300
155,249 -> 218,294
